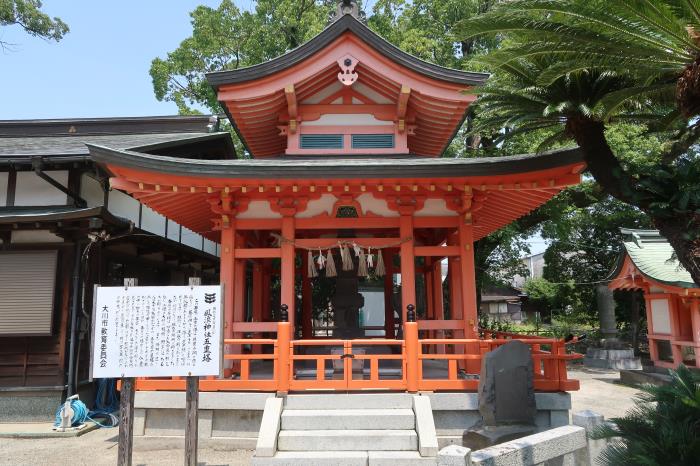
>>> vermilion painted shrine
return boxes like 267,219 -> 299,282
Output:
89,12 -> 585,392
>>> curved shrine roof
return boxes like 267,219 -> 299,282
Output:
609,229 -> 697,290
205,15 -> 488,158
88,144 -> 584,243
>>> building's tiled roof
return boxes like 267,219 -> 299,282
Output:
620,228 -> 696,288
0,132 -> 226,158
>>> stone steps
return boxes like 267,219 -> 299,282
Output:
278,429 -> 418,451
284,393 -> 414,410
251,450 -> 434,466
281,408 -> 415,430
253,394 -> 438,465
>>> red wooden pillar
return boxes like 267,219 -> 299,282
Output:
400,214 -> 416,324
233,232 -> 246,336
383,249 -> 395,338
690,298 -> 700,368
252,262 -> 263,324
432,258 -> 446,354
644,294 -> 660,365
220,222 -> 236,376
669,296 -> 683,365
301,252 -> 313,339
281,215 -> 296,334
262,259 -> 272,321
448,232 -> 463,326
425,258 -> 435,347
459,220 -> 477,339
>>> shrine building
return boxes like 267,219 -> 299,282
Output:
609,228 -> 700,369
88,8 -> 585,394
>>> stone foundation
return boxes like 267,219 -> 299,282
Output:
133,391 -> 571,451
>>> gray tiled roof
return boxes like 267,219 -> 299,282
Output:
620,228 -> 696,288
0,132 -> 221,157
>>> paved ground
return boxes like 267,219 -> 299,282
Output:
568,365 -> 642,420
0,366 -> 640,466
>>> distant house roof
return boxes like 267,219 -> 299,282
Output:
0,115 -> 236,162
610,228 -> 697,289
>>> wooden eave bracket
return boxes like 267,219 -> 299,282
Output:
396,85 -> 411,133
285,84 -> 298,133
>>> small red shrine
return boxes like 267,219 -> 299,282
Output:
89,9 -> 584,392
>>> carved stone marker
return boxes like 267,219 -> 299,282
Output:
463,340 -> 537,450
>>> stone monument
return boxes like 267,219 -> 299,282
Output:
463,340 -> 537,450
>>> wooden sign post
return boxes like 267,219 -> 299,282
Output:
91,278 -> 223,466
118,278 -> 137,466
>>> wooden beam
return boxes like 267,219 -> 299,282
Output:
396,85 -> 411,131
414,245 -> 460,257
234,248 -> 281,259
285,84 -> 298,133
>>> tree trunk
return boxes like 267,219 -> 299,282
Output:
567,116 -> 700,285
654,214 -> 700,284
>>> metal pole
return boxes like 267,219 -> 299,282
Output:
66,240 -> 84,396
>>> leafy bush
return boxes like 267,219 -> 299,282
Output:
592,365 -> 700,465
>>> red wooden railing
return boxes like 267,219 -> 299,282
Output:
132,321 -> 581,392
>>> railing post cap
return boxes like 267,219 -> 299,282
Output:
406,304 -> 416,322
280,304 -> 289,322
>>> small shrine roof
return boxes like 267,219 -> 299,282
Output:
610,229 -> 697,289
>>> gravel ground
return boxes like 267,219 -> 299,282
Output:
0,365 -> 640,465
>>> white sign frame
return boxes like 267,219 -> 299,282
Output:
90,284 -> 224,379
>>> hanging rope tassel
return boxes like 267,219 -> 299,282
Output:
325,249 -> 337,277
352,242 -> 361,257
341,244 -> 353,271
307,250 -> 318,278
375,251 -> 385,277
367,247 -> 374,268
357,248 -> 368,277
317,249 -> 326,269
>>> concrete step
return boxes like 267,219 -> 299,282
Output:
281,408 -> 415,430
251,451 -> 368,466
251,451 -> 436,466
277,429 -> 418,451
284,393 -> 413,410
368,451 -> 436,465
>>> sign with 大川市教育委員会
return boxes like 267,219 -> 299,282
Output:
90,285 -> 223,379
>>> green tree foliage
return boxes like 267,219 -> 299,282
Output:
150,0 -> 334,114
455,0 -> 700,286
592,365 -> 700,466
0,0 -> 68,48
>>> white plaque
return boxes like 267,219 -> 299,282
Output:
91,285 -> 223,378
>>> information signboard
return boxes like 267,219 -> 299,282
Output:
91,285 -> 223,378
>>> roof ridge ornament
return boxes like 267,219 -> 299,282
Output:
331,0 -> 366,23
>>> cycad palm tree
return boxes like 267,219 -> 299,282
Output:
456,0 -> 700,285
591,365 -> 700,465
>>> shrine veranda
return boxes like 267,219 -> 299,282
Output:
88,13 -> 585,394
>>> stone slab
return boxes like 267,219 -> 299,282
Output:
251,451 -> 368,466
463,425 -> 536,451
584,357 -> 642,370
413,396 -> 439,457
549,410 -> 570,428
470,425 -> 586,466
0,390 -> 62,422
0,421 -> 98,438
278,429 -> 418,451
211,409 -> 263,438
620,369 -> 671,387
134,390 -> 273,410
437,445 -> 471,466
281,408 -> 415,430
368,450 -> 436,465
134,435 -> 257,451
256,397 -> 283,457
421,392 -> 571,411
134,408 -> 146,436
284,393 -> 413,410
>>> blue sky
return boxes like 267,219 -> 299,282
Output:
0,0 -> 226,119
